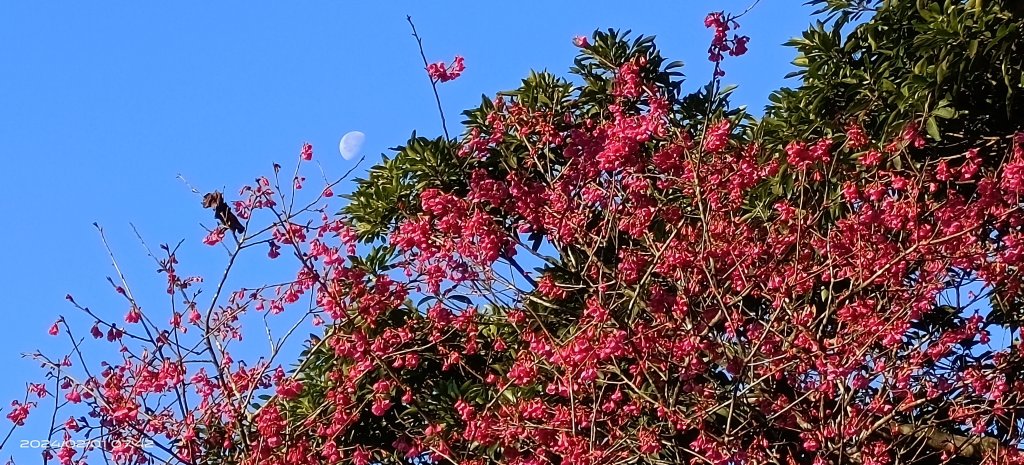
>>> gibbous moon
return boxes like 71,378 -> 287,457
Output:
339,131 -> 365,160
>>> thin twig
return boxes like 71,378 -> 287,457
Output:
176,174 -> 202,195
732,0 -> 762,21
406,15 -> 450,140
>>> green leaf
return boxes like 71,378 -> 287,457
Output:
932,107 -> 956,119
925,116 -> 941,141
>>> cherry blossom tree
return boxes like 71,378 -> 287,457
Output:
12,1 -> 1024,464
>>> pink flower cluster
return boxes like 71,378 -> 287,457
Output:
428,55 -> 465,83
704,12 -> 749,77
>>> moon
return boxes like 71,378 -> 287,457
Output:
339,131 -> 365,160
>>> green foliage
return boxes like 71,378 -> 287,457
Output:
570,29 -> 685,116
762,0 -> 1023,152
343,134 -> 464,242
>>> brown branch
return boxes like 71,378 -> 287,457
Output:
891,422 -> 1005,459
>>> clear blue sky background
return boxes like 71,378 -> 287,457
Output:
0,1 -> 816,460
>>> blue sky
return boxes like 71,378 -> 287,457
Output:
0,1 -> 815,460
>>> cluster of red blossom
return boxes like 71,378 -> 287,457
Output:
427,55 -> 465,83
704,11 -> 749,77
